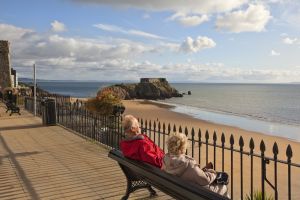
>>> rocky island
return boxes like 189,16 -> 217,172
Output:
97,78 -> 183,100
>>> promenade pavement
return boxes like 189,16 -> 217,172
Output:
0,104 -> 172,200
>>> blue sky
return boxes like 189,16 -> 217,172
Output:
1,0 -> 300,82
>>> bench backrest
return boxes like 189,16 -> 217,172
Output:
108,149 -> 229,200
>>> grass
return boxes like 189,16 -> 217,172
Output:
245,190 -> 274,200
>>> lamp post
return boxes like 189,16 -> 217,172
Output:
33,63 -> 36,116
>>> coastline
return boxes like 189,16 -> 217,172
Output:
123,99 -> 300,162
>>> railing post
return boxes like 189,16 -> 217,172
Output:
191,128 -> 195,158
213,131 -> 217,170
205,130 -> 209,165
56,103 -> 58,123
153,121 -> 156,144
93,115 -> 96,141
158,122 -> 161,148
140,118 -> 144,131
286,145 -> 293,200
260,140 -> 266,200
249,138 -> 255,200
162,123 -> 166,152
185,127 -> 188,155
149,120 -> 152,139
230,134 -> 234,200
198,129 -> 202,166
239,136 -> 244,200
273,142 -> 278,200
221,133 -> 225,172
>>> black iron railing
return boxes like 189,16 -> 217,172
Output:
24,97 -> 300,200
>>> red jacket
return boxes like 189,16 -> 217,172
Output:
120,134 -> 165,168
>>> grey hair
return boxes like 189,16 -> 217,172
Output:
122,115 -> 140,131
167,132 -> 188,155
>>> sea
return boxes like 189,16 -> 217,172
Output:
31,80 -> 300,142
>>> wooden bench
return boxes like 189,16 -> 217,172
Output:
5,102 -> 21,116
108,149 -> 229,200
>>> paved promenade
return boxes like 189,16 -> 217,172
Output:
0,104 -> 172,200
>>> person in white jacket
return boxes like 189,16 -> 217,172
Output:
162,132 -> 230,198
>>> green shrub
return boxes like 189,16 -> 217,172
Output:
245,190 -> 274,200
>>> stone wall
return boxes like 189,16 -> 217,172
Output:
0,40 -> 12,90
140,78 -> 167,84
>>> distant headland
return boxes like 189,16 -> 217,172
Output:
97,78 -> 183,100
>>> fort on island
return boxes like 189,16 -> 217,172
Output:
98,77 -> 182,100
140,78 -> 167,84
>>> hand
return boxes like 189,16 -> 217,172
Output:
202,162 -> 213,171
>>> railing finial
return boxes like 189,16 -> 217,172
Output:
249,138 -> 255,151
273,142 -> 279,155
184,127 -> 188,136
260,140 -> 266,153
286,144 -> 293,159
230,134 -> 234,145
239,136 -> 244,148
205,130 -> 209,140
213,131 -> 217,142
221,133 -> 225,144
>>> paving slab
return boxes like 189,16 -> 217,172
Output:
0,104 -> 172,200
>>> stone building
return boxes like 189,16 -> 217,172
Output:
140,78 -> 167,84
11,68 -> 18,88
0,40 -> 12,90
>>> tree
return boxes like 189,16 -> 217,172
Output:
86,90 -> 123,115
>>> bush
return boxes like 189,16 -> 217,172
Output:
245,190 -> 274,200
86,90 -> 123,115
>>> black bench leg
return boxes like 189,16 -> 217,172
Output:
122,179 -> 156,200
122,179 -> 131,200
147,185 -> 157,197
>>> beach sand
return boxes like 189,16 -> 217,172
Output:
123,100 -> 300,200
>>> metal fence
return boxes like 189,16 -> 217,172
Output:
24,98 -> 300,200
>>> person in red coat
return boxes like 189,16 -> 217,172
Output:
120,115 -> 164,168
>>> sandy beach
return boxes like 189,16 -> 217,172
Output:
123,100 -> 300,199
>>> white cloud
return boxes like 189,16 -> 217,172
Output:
180,36 -> 216,53
216,4 -> 272,33
72,0 -> 247,15
270,50 -> 280,56
282,37 -> 298,45
51,20 -> 67,32
167,12 -> 209,27
0,23 -> 33,41
0,23 -> 155,70
93,23 -> 164,39
3,23 -> 300,82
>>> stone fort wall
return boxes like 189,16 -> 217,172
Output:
0,40 -> 12,90
140,78 -> 167,84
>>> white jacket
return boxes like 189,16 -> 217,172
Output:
162,153 -> 230,198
